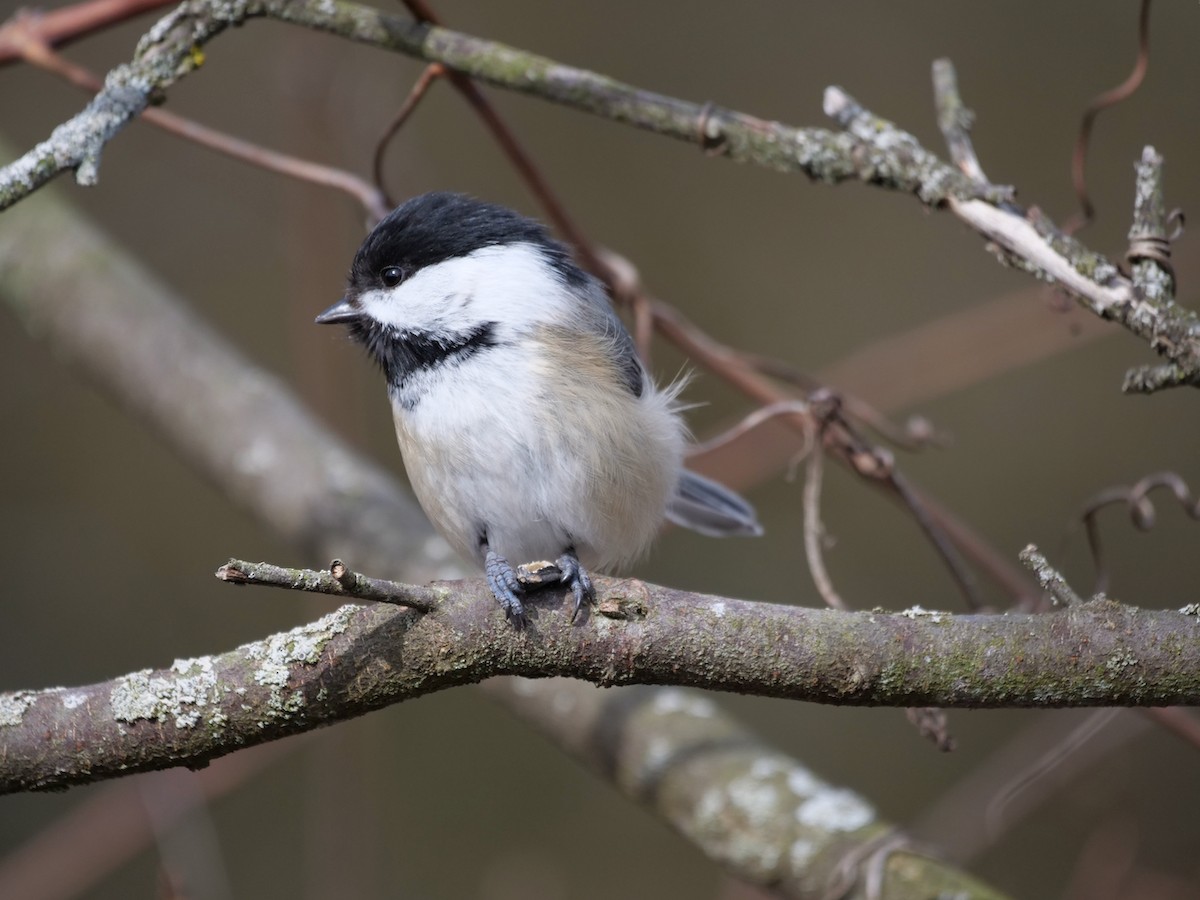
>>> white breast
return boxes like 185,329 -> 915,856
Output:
392,334 -> 686,572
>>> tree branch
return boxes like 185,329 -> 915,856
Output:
4,556 -> 1198,794
3,0 -> 1197,390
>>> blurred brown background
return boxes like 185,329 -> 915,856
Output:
2,1 -> 1199,898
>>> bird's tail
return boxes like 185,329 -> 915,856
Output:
666,469 -> 763,538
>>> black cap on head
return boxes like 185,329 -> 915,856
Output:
348,192 -> 586,292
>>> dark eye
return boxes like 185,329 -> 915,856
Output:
380,266 -> 404,288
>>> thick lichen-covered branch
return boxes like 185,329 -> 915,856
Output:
3,559 -> 1198,795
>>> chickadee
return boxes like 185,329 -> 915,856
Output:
317,192 -> 760,623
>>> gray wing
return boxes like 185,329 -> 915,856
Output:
572,276 -> 646,396
667,470 -> 763,538
569,275 -> 759,536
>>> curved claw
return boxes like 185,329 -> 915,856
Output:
485,549 -> 526,627
554,550 -> 595,622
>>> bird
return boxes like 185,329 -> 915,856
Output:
316,192 -> 760,624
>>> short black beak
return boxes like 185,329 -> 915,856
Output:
315,298 -> 360,325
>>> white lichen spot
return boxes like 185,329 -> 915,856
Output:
710,601 -> 727,618
686,781 -> 785,876
786,766 -> 820,799
642,736 -> 673,773
750,757 -> 787,780
900,605 -> 945,623
241,606 -> 355,721
789,838 -> 817,870
252,661 -> 290,689
694,785 -> 725,827
110,656 -> 223,730
1179,603 -> 1200,616
61,692 -> 89,710
727,774 -> 783,828
0,691 -> 36,727
795,788 -> 874,832
652,688 -> 716,718
1106,651 -> 1138,672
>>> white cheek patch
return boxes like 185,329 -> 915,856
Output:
359,243 -> 576,335
356,289 -> 395,326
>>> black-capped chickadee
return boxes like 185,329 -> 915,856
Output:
317,192 -> 760,623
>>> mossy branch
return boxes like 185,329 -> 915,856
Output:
2,557 -> 1197,795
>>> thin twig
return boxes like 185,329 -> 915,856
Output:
802,441 -> 846,610
399,0 -> 604,273
372,61 -> 444,206
811,389 -> 983,612
744,352 -> 948,451
689,400 -> 814,459
1076,472 -> 1200,595
216,558 -> 438,611
0,0 -> 175,65
1018,544 -> 1083,608
932,58 -> 990,185
1068,0 -> 1153,229
14,30 -> 389,222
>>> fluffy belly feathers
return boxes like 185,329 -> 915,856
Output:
392,342 -> 685,572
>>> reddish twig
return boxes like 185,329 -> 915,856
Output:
399,0 -> 602,270
1067,0 -> 1153,230
801,440 -> 844,610
372,62 -> 445,206
0,0 -> 175,65
12,30 -> 389,223
743,351 -> 946,451
1076,471 -> 1200,595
